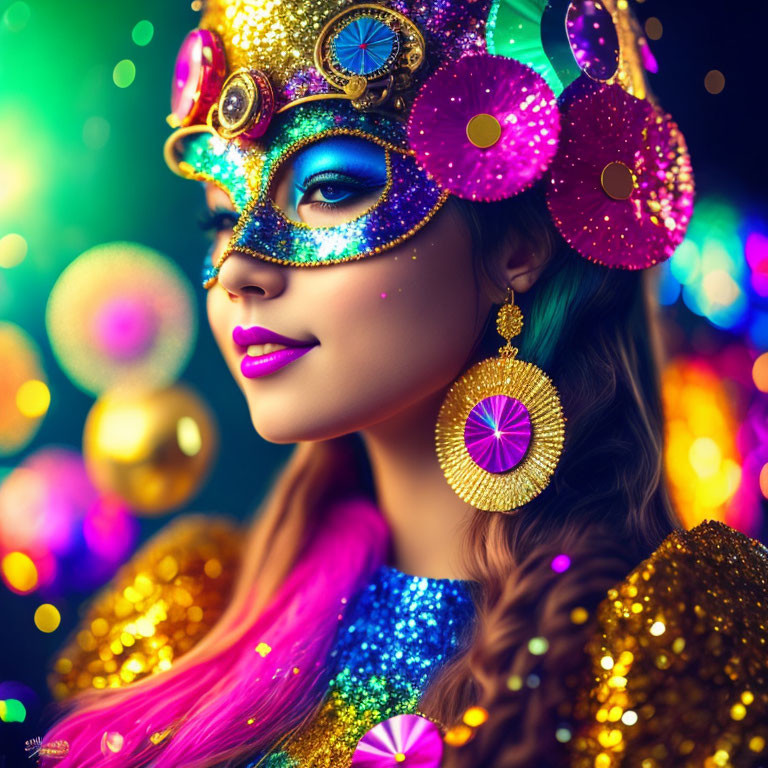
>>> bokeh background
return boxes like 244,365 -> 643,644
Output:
0,0 -> 765,763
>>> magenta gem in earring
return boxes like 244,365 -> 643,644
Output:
464,395 -> 532,474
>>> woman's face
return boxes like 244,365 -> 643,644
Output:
205,135 -> 494,444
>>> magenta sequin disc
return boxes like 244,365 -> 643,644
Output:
547,83 -> 695,269
464,395 -> 532,474
352,714 -> 443,768
408,53 -> 560,201
171,29 -> 227,126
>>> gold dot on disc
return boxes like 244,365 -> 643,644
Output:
466,113 -> 501,149
601,161 -> 635,200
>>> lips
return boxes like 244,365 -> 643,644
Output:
232,325 -> 314,348
232,325 -> 317,379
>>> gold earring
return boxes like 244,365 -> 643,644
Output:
435,287 -> 565,512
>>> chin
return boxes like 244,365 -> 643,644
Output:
245,393 -> 385,444
246,407 -> 301,444
246,404 -> 342,445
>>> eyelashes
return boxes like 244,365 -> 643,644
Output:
297,171 -> 385,210
195,171 -> 377,240
196,169 -> 381,230
198,207 -> 239,234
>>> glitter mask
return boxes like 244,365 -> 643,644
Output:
170,100 -> 448,285
164,0 -> 694,285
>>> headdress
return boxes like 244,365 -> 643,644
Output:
164,0 -> 694,287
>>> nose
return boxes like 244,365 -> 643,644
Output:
216,250 -> 287,299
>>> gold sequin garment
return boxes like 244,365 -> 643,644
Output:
49,515 -> 242,699
570,520 -> 768,768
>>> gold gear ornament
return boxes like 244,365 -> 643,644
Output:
435,289 -> 566,512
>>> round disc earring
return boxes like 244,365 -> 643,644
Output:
435,287 -> 566,512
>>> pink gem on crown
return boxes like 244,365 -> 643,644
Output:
170,29 -> 227,128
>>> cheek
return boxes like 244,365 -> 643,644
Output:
311,210 -> 483,410
206,287 -> 241,384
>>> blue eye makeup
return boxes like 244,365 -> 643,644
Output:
286,136 -> 388,218
179,101 -> 447,275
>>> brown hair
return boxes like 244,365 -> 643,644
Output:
221,183 -> 680,765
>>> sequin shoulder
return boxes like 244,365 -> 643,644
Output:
570,520 -> 768,767
48,514 -> 242,700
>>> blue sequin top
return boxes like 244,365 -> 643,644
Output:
245,563 -> 476,767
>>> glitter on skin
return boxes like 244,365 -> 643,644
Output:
245,564 -> 475,767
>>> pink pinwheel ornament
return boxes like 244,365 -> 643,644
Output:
352,714 -> 443,767
547,83 -> 694,269
408,54 -> 560,201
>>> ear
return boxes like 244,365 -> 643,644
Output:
485,236 -> 552,303
505,244 -> 551,294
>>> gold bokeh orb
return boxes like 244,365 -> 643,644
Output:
0,322 -> 49,456
83,386 -> 218,515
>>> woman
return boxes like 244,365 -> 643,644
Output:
40,0 -> 768,766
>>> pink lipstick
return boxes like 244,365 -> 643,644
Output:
233,325 -> 317,379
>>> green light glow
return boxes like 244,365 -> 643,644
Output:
82,116 -> 111,150
113,59 -> 137,89
0,698 -> 27,723
3,1 -> 30,33
132,20 -> 154,47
